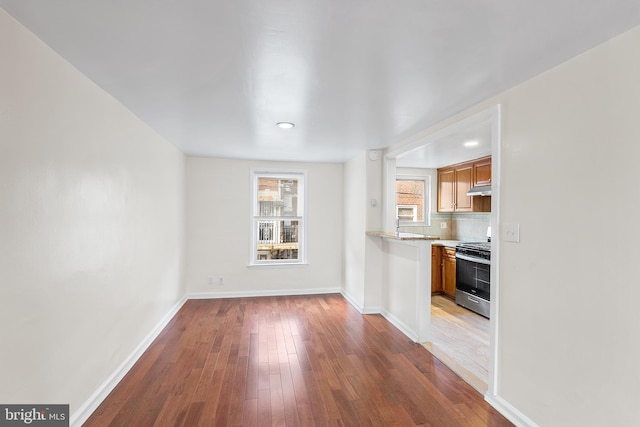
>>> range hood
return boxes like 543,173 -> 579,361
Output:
467,185 -> 492,196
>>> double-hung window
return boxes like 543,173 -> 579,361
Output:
251,170 -> 306,265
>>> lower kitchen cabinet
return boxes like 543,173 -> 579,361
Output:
431,246 -> 442,293
442,247 -> 456,299
431,246 -> 456,299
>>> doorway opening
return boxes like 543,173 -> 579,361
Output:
383,105 -> 500,396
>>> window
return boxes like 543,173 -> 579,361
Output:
396,205 -> 417,221
396,177 -> 429,224
251,170 -> 306,265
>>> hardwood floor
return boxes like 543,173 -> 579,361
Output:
84,294 -> 511,426
423,296 -> 490,394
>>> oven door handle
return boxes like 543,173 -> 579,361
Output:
455,253 -> 491,265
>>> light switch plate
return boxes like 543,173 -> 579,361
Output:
503,223 -> 520,242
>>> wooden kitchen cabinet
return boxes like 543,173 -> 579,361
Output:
432,245 -> 456,299
473,156 -> 492,187
442,247 -> 457,299
437,156 -> 491,213
454,164 -> 473,211
437,168 -> 455,212
431,246 -> 442,293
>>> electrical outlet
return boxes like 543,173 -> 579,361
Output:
218,276 -> 224,286
440,222 -> 447,229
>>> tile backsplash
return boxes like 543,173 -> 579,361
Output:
450,213 -> 491,242
399,212 -> 491,241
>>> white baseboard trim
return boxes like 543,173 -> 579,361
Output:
379,309 -> 419,342
484,393 -> 538,427
339,290 -> 382,315
70,296 -> 187,427
340,290 -> 363,312
340,292 -> 417,340
362,306 -> 382,315
188,287 -> 341,299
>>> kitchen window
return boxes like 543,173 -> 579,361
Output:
396,177 -> 430,225
250,170 -> 306,265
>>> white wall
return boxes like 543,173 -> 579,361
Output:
384,24 -> 640,427
379,239 -> 431,342
0,9 -> 186,421
343,154 -> 367,308
186,157 -> 343,296
364,154 -> 383,311
493,25 -> 640,427
343,153 -> 384,312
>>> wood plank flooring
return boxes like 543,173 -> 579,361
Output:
84,294 -> 511,426
423,296 -> 490,394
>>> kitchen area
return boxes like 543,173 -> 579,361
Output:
394,156 -> 492,393
362,107 -> 499,396
386,108 -> 498,395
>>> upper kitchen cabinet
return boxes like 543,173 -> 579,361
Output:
453,163 -> 474,211
437,156 -> 491,213
473,156 -> 492,187
437,168 -> 455,212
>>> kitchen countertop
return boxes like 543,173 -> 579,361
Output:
366,231 -> 442,241
366,233 -> 482,247
431,240 -> 464,248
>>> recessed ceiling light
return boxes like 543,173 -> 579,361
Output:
276,122 -> 295,129
464,140 -> 479,147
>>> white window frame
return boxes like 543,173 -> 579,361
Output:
395,175 -> 431,226
250,169 -> 307,266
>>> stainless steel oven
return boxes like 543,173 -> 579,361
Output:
455,242 -> 490,318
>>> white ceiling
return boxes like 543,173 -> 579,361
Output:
2,1 -> 640,164
396,116 -> 493,169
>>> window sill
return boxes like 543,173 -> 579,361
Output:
248,262 -> 309,269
